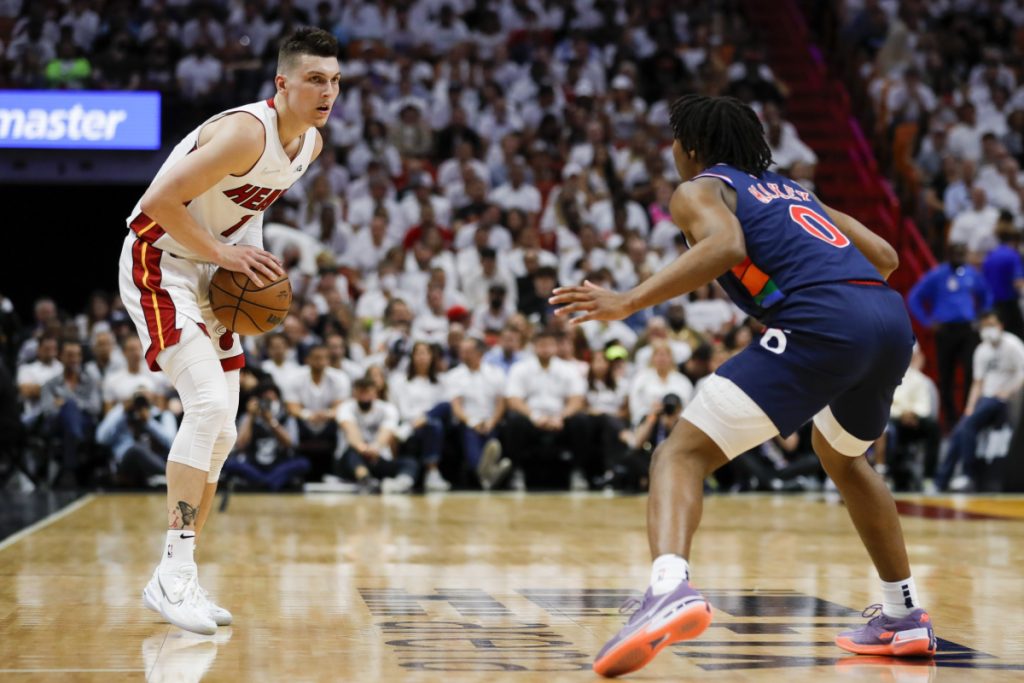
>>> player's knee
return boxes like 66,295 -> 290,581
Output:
650,440 -> 702,474
191,384 -> 233,429
206,422 -> 237,484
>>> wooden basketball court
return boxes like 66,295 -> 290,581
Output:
1,492 -> 1022,681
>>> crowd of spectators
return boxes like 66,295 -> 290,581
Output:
834,0 -> 1024,491
5,0 -> 1016,495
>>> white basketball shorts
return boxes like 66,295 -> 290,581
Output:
118,233 -> 244,373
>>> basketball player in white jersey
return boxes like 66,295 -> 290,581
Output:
118,28 -> 341,635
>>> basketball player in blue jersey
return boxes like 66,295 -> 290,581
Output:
551,95 -> 936,677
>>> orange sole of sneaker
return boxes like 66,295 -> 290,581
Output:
834,635 -> 937,657
592,600 -> 713,678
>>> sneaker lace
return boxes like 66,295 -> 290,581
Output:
861,603 -> 886,626
619,596 -> 646,625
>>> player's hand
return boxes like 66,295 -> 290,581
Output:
549,280 -> 633,324
215,244 -> 284,288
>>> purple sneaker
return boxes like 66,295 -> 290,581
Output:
593,582 -> 712,678
835,604 -> 937,657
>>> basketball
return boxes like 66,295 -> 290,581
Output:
208,268 -> 292,335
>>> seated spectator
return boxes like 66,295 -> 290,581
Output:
948,187 -> 999,261
96,391 -> 177,487
633,316 -> 691,369
324,332 -> 366,382
472,283 -> 514,336
583,350 -> 632,488
484,324 -> 525,375
503,329 -> 591,489
103,335 -> 168,411
391,341 -> 452,491
628,340 -> 695,427
410,283 -> 450,345
763,101 -> 817,172
284,345 -> 349,481
447,336 -> 510,489
337,377 -> 419,494
663,302 -> 707,353
40,340 -> 102,486
489,157 -> 542,223
876,345 -> 940,492
260,329 -> 297,377
517,265 -> 559,326
17,333 -> 62,427
226,382 -> 310,492
623,391 -> 685,492
84,328 -> 125,385
937,311 -> 1024,491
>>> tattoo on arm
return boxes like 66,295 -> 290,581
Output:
170,500 -> 199,529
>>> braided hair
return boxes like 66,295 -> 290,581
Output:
668,95 -> 773,176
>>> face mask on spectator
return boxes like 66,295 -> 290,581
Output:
981,327 -> 1002,344
357,399 -> 373,412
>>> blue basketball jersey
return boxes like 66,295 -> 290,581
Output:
691,164 -> 883,320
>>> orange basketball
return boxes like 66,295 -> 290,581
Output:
208,268 -> 292,335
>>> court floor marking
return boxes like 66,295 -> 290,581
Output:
0,493 -> 95,554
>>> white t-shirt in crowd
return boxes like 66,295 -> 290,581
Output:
586,379 -> 629,416
973,333 -> 1024,399
628,368 -> 694,426
445,362 -> 506,424
102,367 -> 169,403
261,359 -> 301,393
389,373 -> 446,422
506,357 -> 586,418
284,367 -> 351,413
337,398 -> 400,458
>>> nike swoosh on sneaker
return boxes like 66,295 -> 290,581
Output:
158,574 -> 186,607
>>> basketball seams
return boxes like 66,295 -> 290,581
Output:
209,268 -> 291,335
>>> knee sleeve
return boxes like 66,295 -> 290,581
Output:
207,370 -> 240,483
164,327 -> 233,472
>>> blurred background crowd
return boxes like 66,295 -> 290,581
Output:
2,0 -> 1023,496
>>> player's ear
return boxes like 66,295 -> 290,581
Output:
275,73 -> 287,93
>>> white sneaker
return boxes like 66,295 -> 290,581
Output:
477,438 -> 505,490
570,469 -> 589,491
142,564 -> 217,635
424,468 -> 451,492
381,473 -> 415,494
144,567 -> 233,626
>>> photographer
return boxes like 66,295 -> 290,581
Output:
96,392 -> 177,487
616,393 -> 685,492
225,383 -> 310,491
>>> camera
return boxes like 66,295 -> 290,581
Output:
661,393 -> 682,417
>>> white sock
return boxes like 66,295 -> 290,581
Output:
881,577 -> 920,618
650,554 -> 689,596
160,529 -> 196,573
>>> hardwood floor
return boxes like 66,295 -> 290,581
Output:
1,492 -> 1022,681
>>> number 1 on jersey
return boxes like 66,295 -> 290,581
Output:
789,205 -> 850,248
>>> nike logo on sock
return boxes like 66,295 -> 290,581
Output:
180,533 -> 195,539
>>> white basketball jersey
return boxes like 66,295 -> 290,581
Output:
126,98 -> 316,260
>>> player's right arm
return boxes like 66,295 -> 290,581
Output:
550,178 -> 746,323
813,196 -> 900,280
138,114 -> 283,286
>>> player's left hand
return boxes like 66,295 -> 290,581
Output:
549,280 -> 633,324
